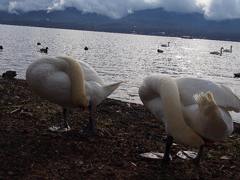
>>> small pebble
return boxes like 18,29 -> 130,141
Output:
220,155 -> 231,160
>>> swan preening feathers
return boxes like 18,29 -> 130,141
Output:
139,75 -> 239,164
26,56 -> 122,134
26,55 -> 239,164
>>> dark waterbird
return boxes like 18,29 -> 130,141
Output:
0,45 -> 3,50
234,73 -> 240,78
157,49 -> 164,53
2,71 -> 17,79
37,42 -> 41,46
84,46 -> 88,51
40,47 -> 48,54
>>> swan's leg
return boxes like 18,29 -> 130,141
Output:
63,108 -> 71,129
162,135 -> 173,164
193,145 -> 204,165
49,108 -> 71,132
85,99 -> 97,135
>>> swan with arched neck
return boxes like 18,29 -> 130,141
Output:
26,56 -> 122,134
139,74 -> 239,164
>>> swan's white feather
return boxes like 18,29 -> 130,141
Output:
177,78 -> 240,112
139,75 -> 238,145
26,56 -> 121,107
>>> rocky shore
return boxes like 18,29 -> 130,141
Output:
0,78 -> 240,179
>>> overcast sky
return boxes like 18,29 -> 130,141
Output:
0,0 -> 240,20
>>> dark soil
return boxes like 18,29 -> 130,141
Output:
0,78 -> 240,179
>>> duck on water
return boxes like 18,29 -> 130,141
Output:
40,47 -> 48,54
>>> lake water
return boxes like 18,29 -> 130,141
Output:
0,24 -> 240,122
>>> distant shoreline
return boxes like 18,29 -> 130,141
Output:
0,22 -> 239,43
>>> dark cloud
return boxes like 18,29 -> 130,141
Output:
0,0 -> 240,20
204,0 -> 240,20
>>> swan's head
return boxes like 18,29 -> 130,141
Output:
194,91 -> 218,116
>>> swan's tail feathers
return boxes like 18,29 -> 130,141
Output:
194,91 -> 218,114
220,85 -> 240,112
103,81 -> 122,98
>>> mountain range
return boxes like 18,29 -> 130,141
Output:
0,8 -> 240,41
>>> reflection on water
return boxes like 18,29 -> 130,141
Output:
0,24 -> 240,121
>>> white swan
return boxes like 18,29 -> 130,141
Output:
210,47 -> 223,56
223,45 -> 232,53
161,42 -> 170,47
139,75 -> 240,164
26,56 -> 122,134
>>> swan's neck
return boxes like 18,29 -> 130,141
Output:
194,92 -> 222,123
157,76 -> 204,147
61,57 -> 88,107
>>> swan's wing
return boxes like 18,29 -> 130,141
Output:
26,58 -> 72,106
43,72 -> 72,106
85,81 -> 122,105
145,97 -> 165,121
177,78 -> 240,112
138,75 -> 170,122
183,105 -> 233,141
79,60 -> 104,84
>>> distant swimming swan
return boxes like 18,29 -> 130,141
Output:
139,75 -> 239,164
161,42 -> 170,47
26,56 -> 122,134
210,47 -> 223,56
223,45 -> 232,53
